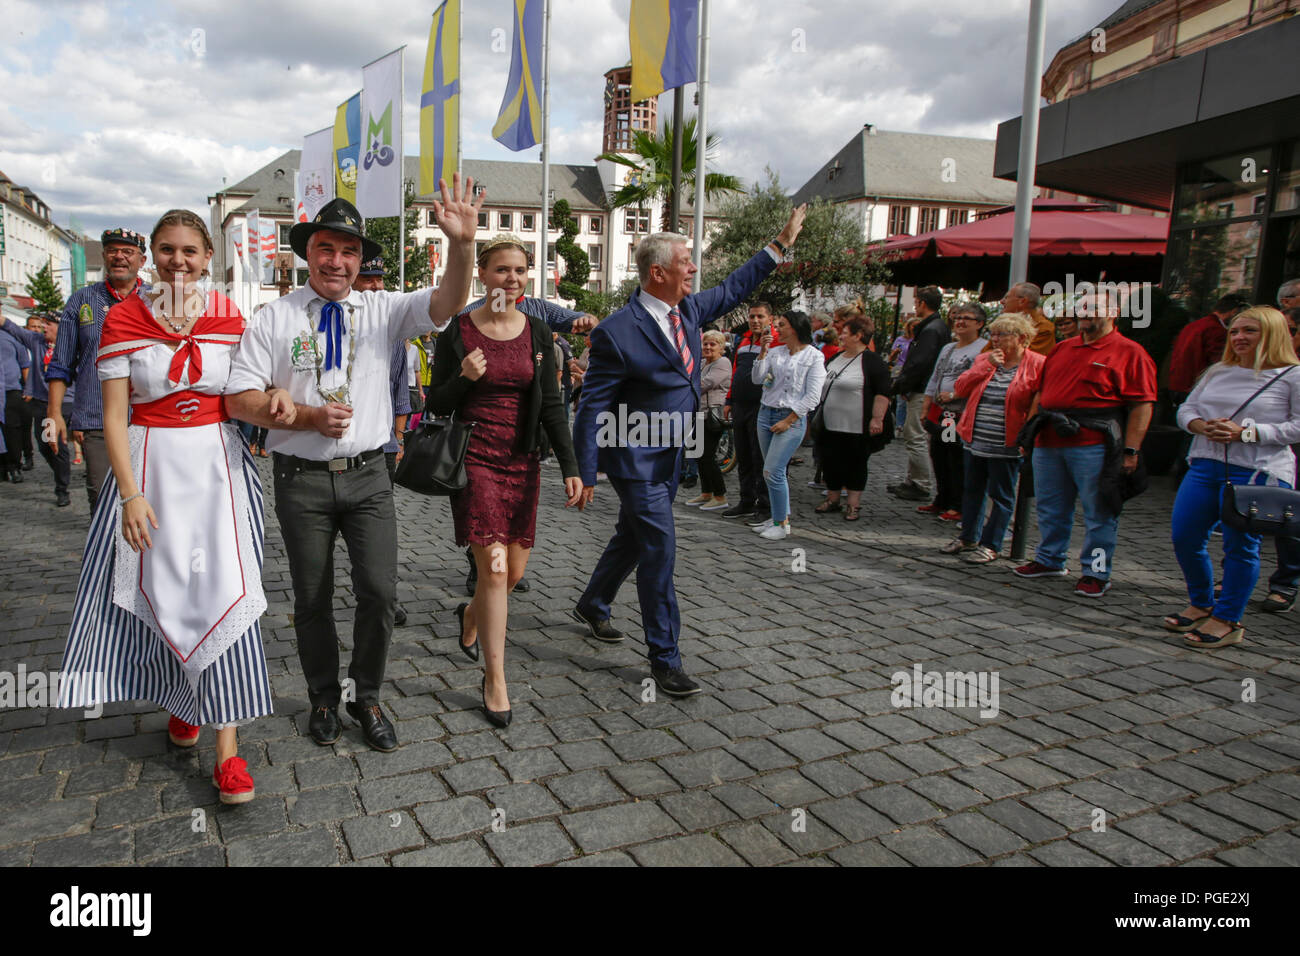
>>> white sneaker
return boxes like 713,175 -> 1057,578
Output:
759,523 -> 791,539
750,519 -> 774,533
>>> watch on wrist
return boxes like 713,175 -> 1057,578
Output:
771,238 -> 788,255
1123,447 -> 1139,456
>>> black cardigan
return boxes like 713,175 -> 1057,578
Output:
426,311 -> 580,479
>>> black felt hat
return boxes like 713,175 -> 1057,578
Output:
289,197 -> 382,261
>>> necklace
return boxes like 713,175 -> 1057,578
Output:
305,301 -> 358,405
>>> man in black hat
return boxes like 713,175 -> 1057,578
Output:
226,177 -> 483,753
46,228 -> 148,508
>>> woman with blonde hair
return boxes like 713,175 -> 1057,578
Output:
427,236 -> 583,724
685,329 -> 732,510
1166,306 -> 1300,648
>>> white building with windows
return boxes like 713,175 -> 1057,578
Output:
0,170 -> 80,297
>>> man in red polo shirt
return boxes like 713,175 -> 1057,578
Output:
1013,293 -> 1157,597
1167,292 -> 1250,399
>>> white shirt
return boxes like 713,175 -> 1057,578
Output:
405,340 -> 420,388
638,289 -> 681,351
1177,363 -> 1300,485
752,344 -> 827,418
225,283 -> 439,459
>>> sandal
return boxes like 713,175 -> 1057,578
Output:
1261,592 -> 1295,613
1184,619 -> 1244,650
844,505 -> 860,521
815,500 -> 842,514
1162,606 -> 1211,632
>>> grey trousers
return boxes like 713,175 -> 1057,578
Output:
273,454 -> 397,709
901,393 -> 933,492
80,430 -> 111,509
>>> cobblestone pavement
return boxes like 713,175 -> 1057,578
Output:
2,442 -> 1298,867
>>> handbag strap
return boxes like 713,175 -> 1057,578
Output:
1222,365 -> 1296,484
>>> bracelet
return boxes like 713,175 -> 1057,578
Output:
120,492 -> 144,506
771,238 -> 788,255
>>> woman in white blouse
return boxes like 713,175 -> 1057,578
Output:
1167,306 -> 1300,649
750,311 -> 827,539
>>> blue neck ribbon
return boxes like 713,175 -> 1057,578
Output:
318,301 -> 344,371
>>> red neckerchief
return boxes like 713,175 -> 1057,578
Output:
105,276 -> 143,303
43,344 -> 53,370
97,292 -> 244,386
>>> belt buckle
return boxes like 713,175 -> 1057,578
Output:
327,457 -> 349,473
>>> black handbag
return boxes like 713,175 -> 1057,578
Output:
393,413 -> 475,496
1218,366 -> 1300,536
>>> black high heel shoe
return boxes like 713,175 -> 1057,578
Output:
455,603 -> 479,662
481,677 -> 512,728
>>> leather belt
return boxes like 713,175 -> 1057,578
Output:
273,447 -> 385,474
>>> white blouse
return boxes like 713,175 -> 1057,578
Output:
752,344 -> 827,418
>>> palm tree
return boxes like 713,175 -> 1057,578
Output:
597,113 -> 744,234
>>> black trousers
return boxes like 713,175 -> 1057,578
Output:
731,402 -> 768,509
32,400 -> 72,494
820,429 -> 871,493
699,421 -> 726,497
273,454 -> 397,709
928,428 -> 965,511
17,394 -> 36,458
2,391 -> 23,472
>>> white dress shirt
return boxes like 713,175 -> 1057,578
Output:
225,283 -> 439,459
637,289 -> 681,350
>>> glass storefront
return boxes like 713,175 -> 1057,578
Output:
1164,139 -> 1300,314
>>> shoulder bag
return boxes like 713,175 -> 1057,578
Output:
393,412 -> 476,496
1219,366 -> 1300,536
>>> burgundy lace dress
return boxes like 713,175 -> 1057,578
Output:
451,313 -> 541,548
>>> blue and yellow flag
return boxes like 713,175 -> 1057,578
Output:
629,0 -> 698,103
492,0 -> 543,152
333,92 -> 361,203
420,1 -> 460,195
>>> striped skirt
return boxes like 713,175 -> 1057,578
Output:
58,436 -> 273,726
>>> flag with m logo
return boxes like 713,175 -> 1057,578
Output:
357,48 -> 403,218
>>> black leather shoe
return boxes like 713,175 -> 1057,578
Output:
9,469 -> 22,484
394,602 -> 407,627
307,705 -> 341,745
572,607 -> 624,643
513,576 -> 531,593
482,678 -> 512,728
455,603 -> 479,661
651,665 -> 702,698
680,474 -> 698,489
56,491 -> 71,507
346,701 -> 398,752
22,456 -> 34,471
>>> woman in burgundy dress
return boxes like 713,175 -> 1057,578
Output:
427,237 -> 583,726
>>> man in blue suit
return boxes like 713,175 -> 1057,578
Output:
572,205 -> 807,697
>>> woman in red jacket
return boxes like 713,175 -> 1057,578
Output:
941,313 -> 1045,562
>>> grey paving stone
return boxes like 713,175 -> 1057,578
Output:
606,761 -> 680,798
562,802 -> 681,853
1193,792 -> 1288,833
979,799 -> 1068,844
354,740 -> 455,779
546,770 -> 625,809
771,728 -> 850,762
31,828 -> 133,867
342,810 -> 425,859
717,821 -> 798,865
1028,840 -> 1112,866
1249,831 -> 1300,866
727,737 -> 801,772
810,797 -> 897,843
357,772 -> 448,814
630,833 -> 746,866
228,827 -> 339,867
413,795 -> 491,840
858,784 -> 943,825
658,790 -> 738,831
879,825 -> 982,866
134,814 -> 213,860
212,797 -> 288,843
657,749 -> 753,788
906,774 -> 988,812
554,739 -> 620,772
750,769 -> 829,808
94,787 -> 162,829
393,840 -> 495,867
497,747 -> 567,783
1070,828 -> 1176,866
606,729 -> 684,761
937,811 -> 1028,858
710,782 -> 780,819
1114,812 -> 1220,860
294,756 -> 358,790
289,786 -> 359,826
485,820 -> 576,866
441,758 -> 509,794
799,759 -> 870,798
828,841 -> 910,866
845,751 -> 915,783
485,782 -> 562,824
556,850 -> 637,866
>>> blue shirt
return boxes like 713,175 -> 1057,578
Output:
463,295 -> 584,333
385,338 -> 413,454
1,322 -> 51,402
0,332 -> 30,392
47,279 -> 143,430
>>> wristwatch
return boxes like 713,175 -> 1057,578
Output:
1122,446 -> 1139,456
771,238 -> 788,255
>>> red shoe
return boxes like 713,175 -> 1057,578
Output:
916,503 -> 941,514
212,756 -> 255,804
1075,575 -> 1112,598
1012,561 -> 1070,578
168,714 -> 201,747
938,509 -> 962,521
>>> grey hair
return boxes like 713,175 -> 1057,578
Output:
635,232 -> 688,285
1278,278 -> 1300,305
1010,281 -> 1041,307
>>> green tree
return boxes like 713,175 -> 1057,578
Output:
25,260 -> 64,316
597,112 -> 744,233
549,198 -> 592,311
701,171 -> 891,322
367,179 -> 431,292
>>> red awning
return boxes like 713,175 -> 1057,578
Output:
875,199 -> 1169,261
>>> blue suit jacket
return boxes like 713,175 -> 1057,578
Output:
574,248 -> 778,485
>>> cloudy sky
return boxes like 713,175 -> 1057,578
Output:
1,0 -> 1120,238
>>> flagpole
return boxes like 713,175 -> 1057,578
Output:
457,0 -> 464,179
539,0 -> 551,303
692,0 -> 710,292
398,45 -> 407,291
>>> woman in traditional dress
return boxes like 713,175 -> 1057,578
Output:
426,236 -> 583,727
57,209 -> 294,803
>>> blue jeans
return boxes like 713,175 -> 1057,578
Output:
960,450 -> 1022,552
1172,457 -> 1291,622
757,405 -> 805,523
1032,444 -> 1118,578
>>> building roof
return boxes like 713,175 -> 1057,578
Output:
215,151 -> 611,219
790,127 -> 1019,208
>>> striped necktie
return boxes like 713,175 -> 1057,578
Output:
669,306 -> 694,376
